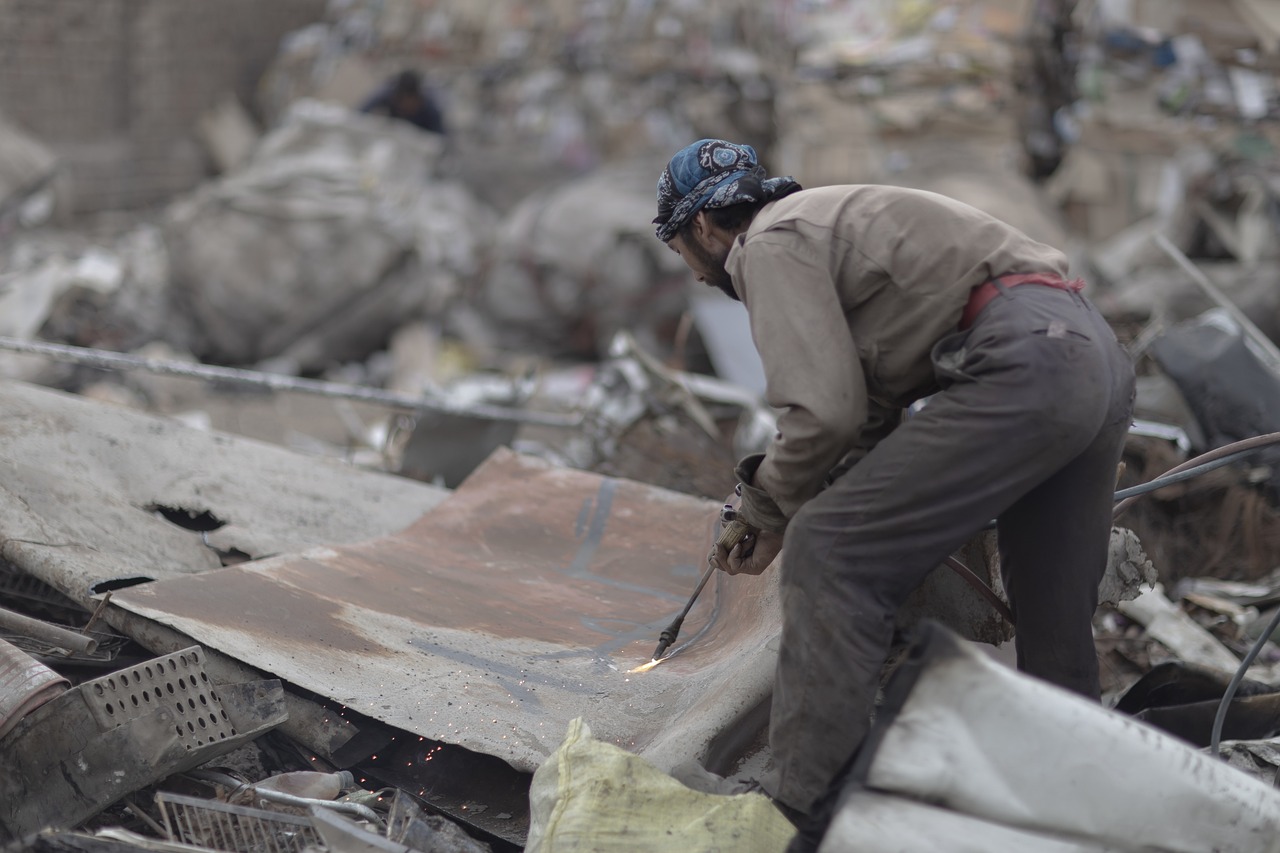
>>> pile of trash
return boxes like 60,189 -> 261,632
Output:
7,2 -> 1280,851
257,0 -> 781,199
1044,0 -> 1280,278
166,99 -> 493,372
774,0 -> 1035,188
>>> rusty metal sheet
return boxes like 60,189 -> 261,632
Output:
111,448 -> 780,777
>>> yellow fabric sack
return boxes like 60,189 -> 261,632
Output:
526,718 -> 795,853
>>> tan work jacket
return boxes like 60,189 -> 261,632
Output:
725,184 -> 1070,531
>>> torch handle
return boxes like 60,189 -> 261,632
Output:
716,517 -> 753,551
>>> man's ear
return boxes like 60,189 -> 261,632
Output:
689,210 -> 710,242
690,210 -> 730,250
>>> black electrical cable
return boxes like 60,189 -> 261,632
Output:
1111,452 -> 1252,501
1112,431 -> 1280,519
1105,431 -> 1280,761
1211,604 -> 1280,760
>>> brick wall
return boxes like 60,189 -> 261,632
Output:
0,0 -> 327,212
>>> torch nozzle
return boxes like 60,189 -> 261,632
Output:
643,563 -> 716,665
650,621 -> 682,662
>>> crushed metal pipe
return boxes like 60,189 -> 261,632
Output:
0,605 -> 97,654
0,335 -> 581,428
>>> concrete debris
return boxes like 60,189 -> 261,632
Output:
0,380 -> 447,607
0,225 -> 176,386
1037,0 -> 1280,276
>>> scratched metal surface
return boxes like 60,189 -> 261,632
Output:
112,448 -> 780,774
0,381 -> 447,607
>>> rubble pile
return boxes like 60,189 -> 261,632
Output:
1047,0 -> 1280,277
8,1 -> 1280,851
774,0 -> 1034,187
258,0 -> 784,203
166,100 -> 495,372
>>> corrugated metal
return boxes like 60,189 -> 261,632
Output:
112,448 -> 780,776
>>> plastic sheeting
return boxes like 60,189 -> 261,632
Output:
839,622 -> 1280,853
820,791 -> 1119,853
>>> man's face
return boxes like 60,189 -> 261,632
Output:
668,230 -> 739,301
391,91 -> 423,118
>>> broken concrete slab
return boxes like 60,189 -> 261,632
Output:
108,448 -> 780,785
0,380 -> 448,606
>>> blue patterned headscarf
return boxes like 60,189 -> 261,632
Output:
653,139 -> 801,242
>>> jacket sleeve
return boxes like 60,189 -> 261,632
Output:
732,232 -> 866,530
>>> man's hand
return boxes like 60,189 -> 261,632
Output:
710,527 -> 784,576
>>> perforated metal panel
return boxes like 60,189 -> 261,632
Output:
157,792 -> 320,853
81,645 -> 237,747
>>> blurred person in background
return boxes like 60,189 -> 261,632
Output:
360,69 -> 446,136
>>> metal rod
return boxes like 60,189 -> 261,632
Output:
1152,234 -> 1280,374
124,797 -> 168,837
82,591 -> 113,635
0,605 -> 97,654
247,787 -> 382,826
0,336 -> 582,428
649,563 -> 716,661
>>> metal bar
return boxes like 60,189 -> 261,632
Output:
247,786 -> 383,825
82,592 -> 113,635
0,336 -> 582,428
0,606 -> 96,654
1152,234 -> 1280,374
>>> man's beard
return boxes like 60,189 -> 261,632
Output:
685,237 -> 739,301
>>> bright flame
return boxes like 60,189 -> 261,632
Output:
628,658 -> 664,674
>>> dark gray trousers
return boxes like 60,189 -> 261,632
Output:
765,284 -> 1136,813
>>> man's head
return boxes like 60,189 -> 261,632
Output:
390,69 -> 425,118
653,139 -> 800,300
